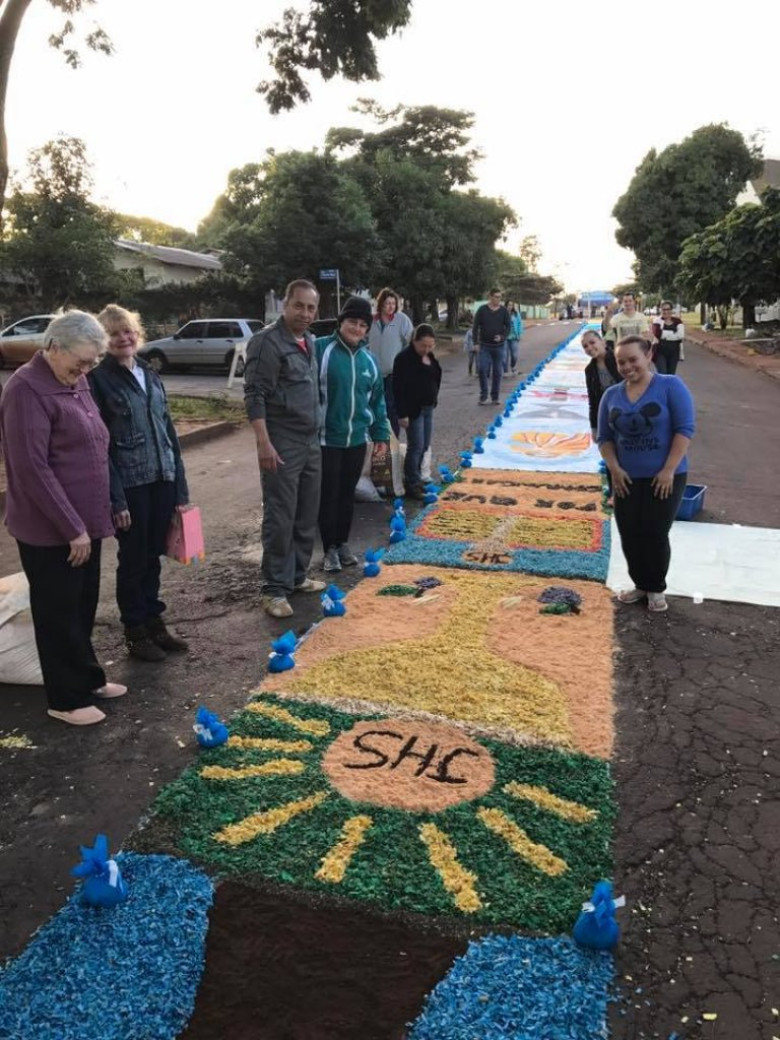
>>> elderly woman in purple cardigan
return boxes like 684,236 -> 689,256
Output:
0,311 -> 127,726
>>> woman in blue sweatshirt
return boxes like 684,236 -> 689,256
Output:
597,335 -> 695,613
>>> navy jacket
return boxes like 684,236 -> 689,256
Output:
88,354 -> 188,512
392,345 -> 442,422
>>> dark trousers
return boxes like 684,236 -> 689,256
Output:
260,435 -> 321,597
613,474 -> 686,593
17,539 -> 105,711
478,344 -> 505,402
404,406 -> 434,489
383,375 -> 400,437
319,445 -> 366,551
116,481 -> 176,627
655,342 -> 680,374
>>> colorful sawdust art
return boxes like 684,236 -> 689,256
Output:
263,565 -> 614,758
148,695 -> 613,932
386,470 -> 610,580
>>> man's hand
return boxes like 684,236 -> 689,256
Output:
398,417 -> 409,429
68,532 -> 91,567
113,510 -> 131,531
257,439 -> 284,473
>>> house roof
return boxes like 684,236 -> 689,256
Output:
115,239 -> 222,271
751,158 -> 780,195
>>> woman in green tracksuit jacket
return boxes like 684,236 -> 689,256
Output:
315,296 -> 390,573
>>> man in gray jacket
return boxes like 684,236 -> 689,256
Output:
244,279 -> 326,618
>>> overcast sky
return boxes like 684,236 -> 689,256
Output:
7,0 -> 779,292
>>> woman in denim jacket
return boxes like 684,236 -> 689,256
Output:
89,305 -> 190,661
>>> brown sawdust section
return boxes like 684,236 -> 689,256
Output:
180,881 -> 468,1040
323,718 -> 496,811
263,564 -> 614,759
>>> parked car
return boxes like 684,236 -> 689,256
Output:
138,318 -> 265,374
308,318 -> 338,338
0,315 -> 55,367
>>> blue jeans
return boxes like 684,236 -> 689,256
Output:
478,344 -> 504,402
504,338 -> 519,372
404,406 -> 434,489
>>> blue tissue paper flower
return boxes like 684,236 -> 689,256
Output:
71,834 -> 128,908
321,584 -> 347,617
438,465 -> 455,484
389,514 -> 407,543
193,705 -> 229,748
268,629 -> 297,672
363,547 -> 384,577
459,451 -> 473,469
573,879 -> 624,951
473,437 -> 484,454
494,415 -> 503,427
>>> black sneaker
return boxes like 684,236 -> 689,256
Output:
125,625 -> 166,662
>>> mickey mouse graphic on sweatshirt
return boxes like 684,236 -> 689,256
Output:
596,374 -> 695,478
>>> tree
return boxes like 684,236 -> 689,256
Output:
200,150 -> 379,309
115,213 -> 197,249
327,101 -> 481,187
612,124 -> 763,295
0,1 -> 112,224
256,0 -> 413,113
1,135 -> 119,308
678,187 -> 780,329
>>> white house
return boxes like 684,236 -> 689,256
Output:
113,240 -> 222,287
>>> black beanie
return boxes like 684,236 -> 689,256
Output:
338,296 -> 373,331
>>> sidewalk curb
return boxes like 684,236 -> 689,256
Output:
686,329 -> 780,383
177,420 -> 243,449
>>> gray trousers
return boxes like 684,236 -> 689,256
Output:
260,433 -> 321,597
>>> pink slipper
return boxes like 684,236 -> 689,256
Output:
92,682 -> 128,699
48,706 -> 106,726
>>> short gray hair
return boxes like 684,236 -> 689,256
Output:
44,310 -> 108,354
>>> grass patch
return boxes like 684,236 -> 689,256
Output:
168,395 -> 246,423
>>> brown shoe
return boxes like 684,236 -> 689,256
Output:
147,617 -> 189,652
125,625 -> 167,662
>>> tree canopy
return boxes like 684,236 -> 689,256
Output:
612,124 -> 762,295
1,135 -> 119,308
256,0 -> 413,113
678,186 -> 780,328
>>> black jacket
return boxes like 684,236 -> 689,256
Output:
584,350 -> 620,430
392,346 -> 442,422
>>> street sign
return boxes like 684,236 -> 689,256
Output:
319,269 -> 338,280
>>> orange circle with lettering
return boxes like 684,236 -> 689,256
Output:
323,719 -> 495,812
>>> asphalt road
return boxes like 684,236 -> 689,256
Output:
0,321 -> 778,1038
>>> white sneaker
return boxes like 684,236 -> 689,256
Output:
261,595 -> 294,618
294,577 -> 327,593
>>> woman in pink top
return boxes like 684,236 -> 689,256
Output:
0,311 -> 127,725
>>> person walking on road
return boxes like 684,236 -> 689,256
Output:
503,302 -> 524,376
316,297 -> 390,572
0,311 -> 127,726
604,292 -> 650,348
650,301 -> 685,374
244,280 -> 326,619
393,323 -> 442,499
91,305 -> 191,663
597,335 -> 695,614
472,288 -> 510,405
